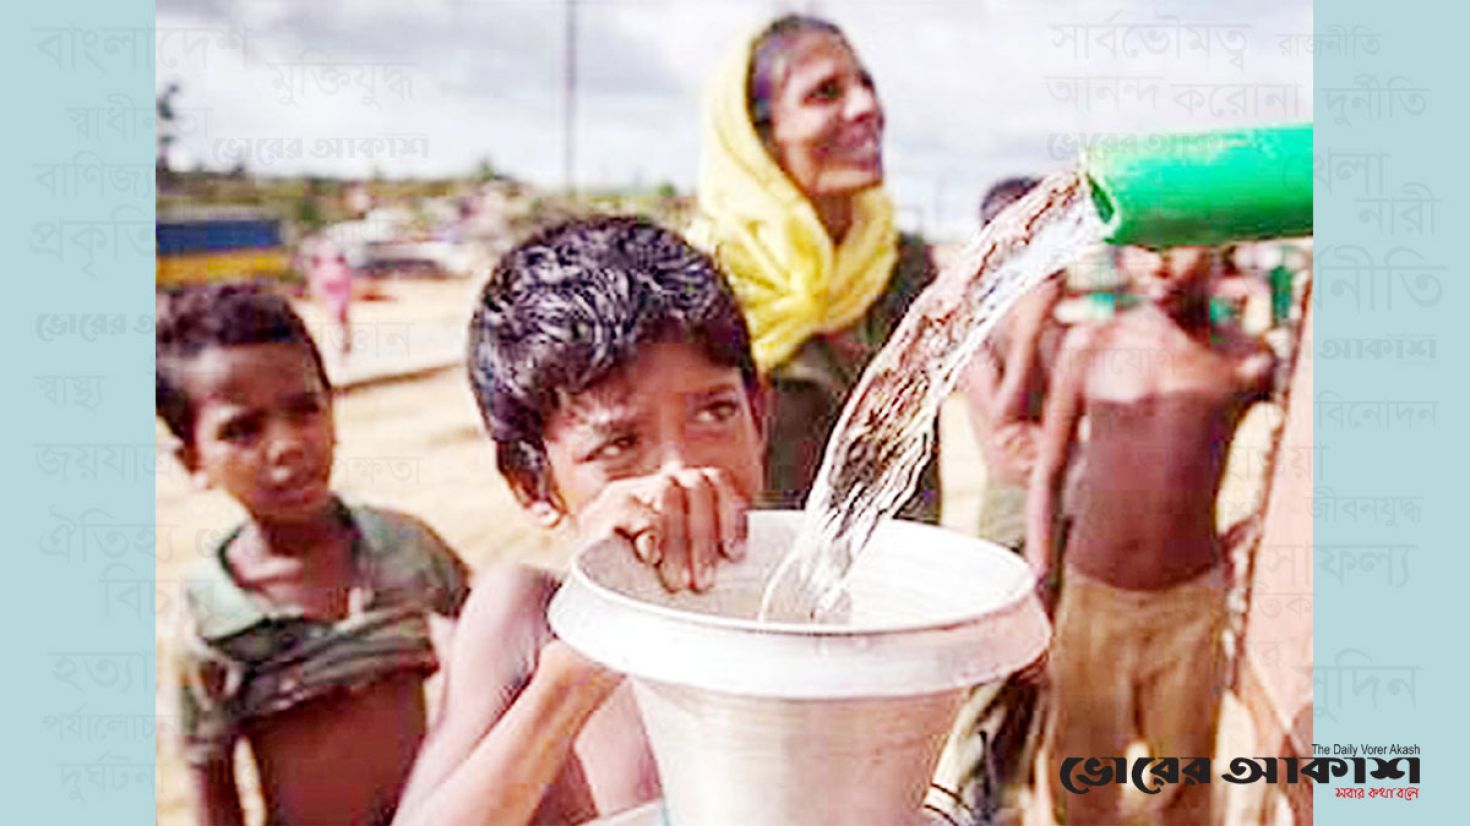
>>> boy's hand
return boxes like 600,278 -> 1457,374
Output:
575,468 -> 748,593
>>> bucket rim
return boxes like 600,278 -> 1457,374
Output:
564,511 -> 1038,637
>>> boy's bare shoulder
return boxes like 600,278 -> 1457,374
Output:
437,563 -> 562,699
457,564 -> 561,638
471,563 -> 559,603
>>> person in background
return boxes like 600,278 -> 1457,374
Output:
1028,246 -> 1275,825
157,284 -> 469,826
962,177 -> 1071,553
942,177 -> 1070,823
688,14 -> 939,521
305,235 -> 354,359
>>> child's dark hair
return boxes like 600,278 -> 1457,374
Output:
980,176 -> 1042,226
467,216 -> 757,507
748,15 -> 845,145
156,283 -> 330,444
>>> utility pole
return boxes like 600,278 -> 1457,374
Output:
563,0 -> 577,195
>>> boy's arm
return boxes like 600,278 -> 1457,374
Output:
1218,326 -> 1278,401
962,279 -> 1062,483
187,759 -> 246,826
992,276 -> 1064,425
394,566 -> 620,826
959,346 -> 1001,447
1024,324 -> 1093,584
1239,340 -> 1278,401
395,465 -> 750,822
960,278 -> 1061,429
958,342 -> 1005,458
961,353 -> 1039,486
175,632 -> 245,826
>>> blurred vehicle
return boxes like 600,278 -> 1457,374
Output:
323,204 -> 486,279
156,207 -> 294,286
357,239 -> 481,278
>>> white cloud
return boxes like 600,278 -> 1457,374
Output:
159,0 -> 1311,238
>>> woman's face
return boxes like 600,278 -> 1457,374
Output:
766,31 -> 884,199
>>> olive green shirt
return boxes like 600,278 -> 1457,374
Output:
174,499 -> 469,766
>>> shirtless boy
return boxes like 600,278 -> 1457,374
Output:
157,284 -> 470,825
964,176 -> 1069,552
393,217 -> 763,824
1026,245 -> 1274,825
950,177 -> 1068,819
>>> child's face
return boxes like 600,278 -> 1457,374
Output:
1122,245 -> 1215,304
540,341 -> 765,516
179,343 -> 336,524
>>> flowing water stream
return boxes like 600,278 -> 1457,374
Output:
759,169 -> 1108,622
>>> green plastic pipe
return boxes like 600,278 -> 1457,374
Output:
1084,124 -> 1313,247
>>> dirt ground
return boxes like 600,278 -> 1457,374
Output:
153,279 -> 1283,825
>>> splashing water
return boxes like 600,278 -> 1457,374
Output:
759,169 -> 1107,623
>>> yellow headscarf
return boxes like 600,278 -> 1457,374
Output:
687,28 -> 898,374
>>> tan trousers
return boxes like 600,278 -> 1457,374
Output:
1045,565 -> 1226,826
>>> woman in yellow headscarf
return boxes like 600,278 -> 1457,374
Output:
688,15 -> 939,521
